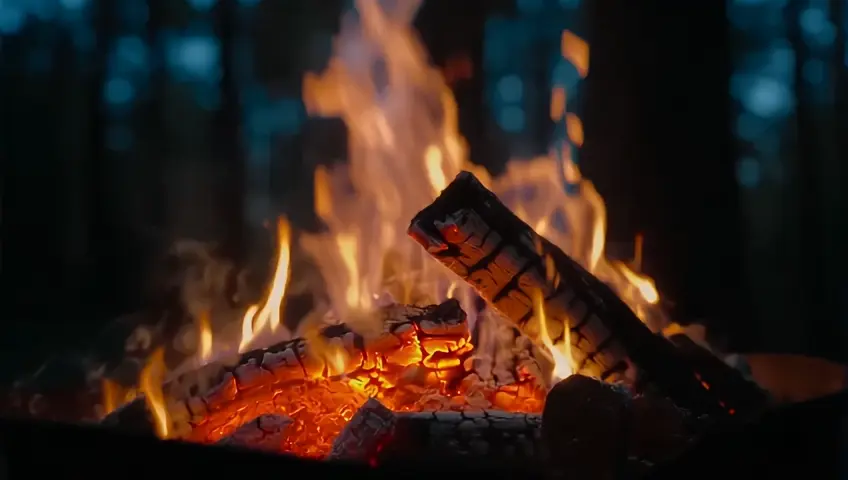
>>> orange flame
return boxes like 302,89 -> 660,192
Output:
239,217 -> 292,352
139,348 -> 170,439
197,309 -> 213,363
533,290 -> 573,384
101,378 -> 120,417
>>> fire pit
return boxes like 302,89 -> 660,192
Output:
22,1 -> 772,477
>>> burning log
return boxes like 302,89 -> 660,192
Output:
101,299 -> 472,442
408,171 -> 736,416
217,414 -> 292,453
329,398 -> 542,465
327,398 -> 396,461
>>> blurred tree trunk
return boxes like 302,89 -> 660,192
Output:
213,0 -> 246,264
87,0 -> 120,314
828,0 -> 848,352
784,0 -> 845,360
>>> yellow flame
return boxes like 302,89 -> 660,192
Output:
617,262 -> 660,304
336,232 -> 372,311
238,217 -> 292,353
314,165 -> 334,220
533,290 -> 573,384
198,309 -> 213,363
296,5 -> 668,363
101,378 -> 120,416
139,348 -> 170,439
239,305 -> 260,353
425,144 -> 448,194
445,281 -> 458,299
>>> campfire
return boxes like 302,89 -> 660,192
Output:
96,0 -> 767,475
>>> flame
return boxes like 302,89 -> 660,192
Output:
101,378 -> 120,416
140,2 -> 676,457
424,144 -> 448,194
198,309 -> 213,363
139,348 -> 170,439
300,0 -> 489,326
533,290 -> 573,384
617,262 -> 660,304
239,217 -> 292,352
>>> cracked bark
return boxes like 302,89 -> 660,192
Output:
330,398 -> 542,464
408,171 -> 736,416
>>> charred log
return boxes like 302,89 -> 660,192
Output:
542,374 -> 631,480
327,398 -> 396,461
408,171 -> 736,416
379,410 -> 542,465
101,299 -> 470,439
217,414 -> 292,452
331,398 -> 543,465
542,375 -> 705,480
667,334 -> 768,416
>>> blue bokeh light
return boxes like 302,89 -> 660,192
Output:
187,0 -> 217,12
516,0 -> 544,14
802,58 -> 826,85
59,0 -> 90,11
166,35 -> 221,82
497,106 -> 526,133
800,7 -> 836,46
112,36 -> 149,74
497,75 -> 524,103
104,78 -> 136,105
732,74 -> 794,118
736,157 -> 761,188
0,6 -> 26,35
552,59 -> 581,91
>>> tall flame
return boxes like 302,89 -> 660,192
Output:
299,2 -> 668,337
239,217 -> 293,352
198,309 -> 213,363
139,348 -> 170,439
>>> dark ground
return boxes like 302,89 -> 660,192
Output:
0,388 -> 845,479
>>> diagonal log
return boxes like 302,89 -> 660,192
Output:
408,171 -> 738,416
101,299 -> 471,440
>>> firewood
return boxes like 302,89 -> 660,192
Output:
327,398 -> 396,461
542,374 -> 704,480
101,299 -> 471,440
541,374 -> 631,480
328,397 -> 542,465
379,409 -> 543,465
667,333 -> 768,416
408,171 -> 733,416
217,414 -> 292,453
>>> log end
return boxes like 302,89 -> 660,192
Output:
542,375 -> 630,479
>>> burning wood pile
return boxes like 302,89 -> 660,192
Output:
89,1 -> 771,477
100,171 -> 767,477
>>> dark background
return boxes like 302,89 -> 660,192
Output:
2,0 -> 846,386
